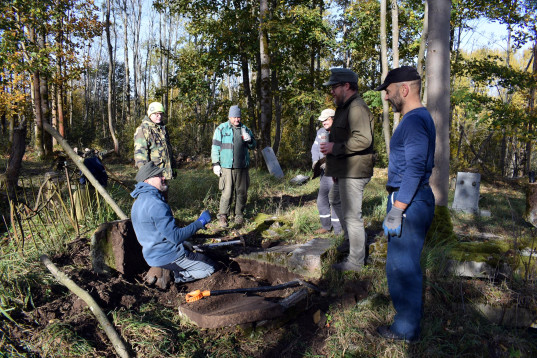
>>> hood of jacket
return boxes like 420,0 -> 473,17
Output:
131,182 -> 164,200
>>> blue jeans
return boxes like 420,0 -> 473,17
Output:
386,186 -> 434,340
161,250 -> 215,283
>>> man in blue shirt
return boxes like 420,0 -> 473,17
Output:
375,66 -> 436,342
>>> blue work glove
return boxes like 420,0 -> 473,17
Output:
383,206 -> 404,237
197,210 -> 211,227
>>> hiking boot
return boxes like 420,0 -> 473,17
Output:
331,260 -> 363,272
314,228 -> 330,234
219,215 -> 228,228
235,216 -> 244,225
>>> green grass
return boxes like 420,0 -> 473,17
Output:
1,159 -> 537,357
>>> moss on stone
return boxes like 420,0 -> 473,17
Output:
449,241 -> 514,267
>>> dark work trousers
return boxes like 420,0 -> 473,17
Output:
218,168 -> 250,218
317,173 -> 342,233
385,186 -> 435,341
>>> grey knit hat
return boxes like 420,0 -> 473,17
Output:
228,105 -> 241,118
136,161 -> 164,183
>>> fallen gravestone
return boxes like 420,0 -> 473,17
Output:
262,147 -> 284,179
234,238 -> 333,279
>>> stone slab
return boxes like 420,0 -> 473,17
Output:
235,238 -> 333,279
470,303 -> 536,328
452,172 -> 481,213
447,260 -> 511,279
178,295 -> 284,329
90,219 -> 148,277
262,147 -> 284,179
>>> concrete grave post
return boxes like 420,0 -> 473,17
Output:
452,172 -> 481,214
262,147 -> 284,179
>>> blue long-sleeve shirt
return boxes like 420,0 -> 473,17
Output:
130,182 -> 203,266
387,107 -> 436,204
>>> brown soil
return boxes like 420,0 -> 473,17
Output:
3,235 -> 369,357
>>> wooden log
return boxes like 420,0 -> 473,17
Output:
40,254 -> 131,358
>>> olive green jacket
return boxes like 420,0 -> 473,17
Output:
325,93 -> 375,178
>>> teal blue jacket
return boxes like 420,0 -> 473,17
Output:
211,121 -> 256,168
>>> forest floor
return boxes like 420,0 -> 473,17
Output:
1,153 -> 537,357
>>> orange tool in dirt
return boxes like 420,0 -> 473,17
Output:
185,279 -> 321,303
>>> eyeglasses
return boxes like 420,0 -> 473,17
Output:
331,83 -> 344,91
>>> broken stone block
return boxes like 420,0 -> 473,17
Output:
235,238 -> 333,279
178,295 -> 284,329
90,219 -> 148,277
447,260 -> 511,279
452,172 -> 481,214
290,175 -> 309,185
471,303 -> 537,328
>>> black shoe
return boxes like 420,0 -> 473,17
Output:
376,325 -> 418,343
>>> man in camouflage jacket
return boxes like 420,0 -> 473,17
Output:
134,102 -> 175,183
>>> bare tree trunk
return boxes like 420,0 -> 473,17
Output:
272,69 -> 281,155
259,0 -> 272,149
132,0 -> 142,117
106,0 -> 119,154
417,0 -> 429,101
32,70 -> 45,158
5,121 -> 27,199
122,0 -> 131,123
380,0 -> 391,155
527,41 -> 537,174
391,0 -> 401,130
427,0 -> 451,207
38,32 -> 53,156
241,53 -> 257,134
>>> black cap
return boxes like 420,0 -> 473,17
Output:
323,68 -> 358,86
136,161 -> 164,182
375,66 -> 421,91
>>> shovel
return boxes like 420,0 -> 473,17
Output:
185,279 -> 322,303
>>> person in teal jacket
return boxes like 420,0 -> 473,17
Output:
211,105 -> 256,228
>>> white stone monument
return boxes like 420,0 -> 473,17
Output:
452,172 -> 481,214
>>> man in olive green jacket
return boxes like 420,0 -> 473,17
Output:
320,68 -> 375,272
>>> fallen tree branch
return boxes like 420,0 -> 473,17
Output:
39,254 -> 131,358
42,122 -> 128,220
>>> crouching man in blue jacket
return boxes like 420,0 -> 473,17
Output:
131,161 -> 215,283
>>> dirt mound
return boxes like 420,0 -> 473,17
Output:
4,236 -> 368,357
